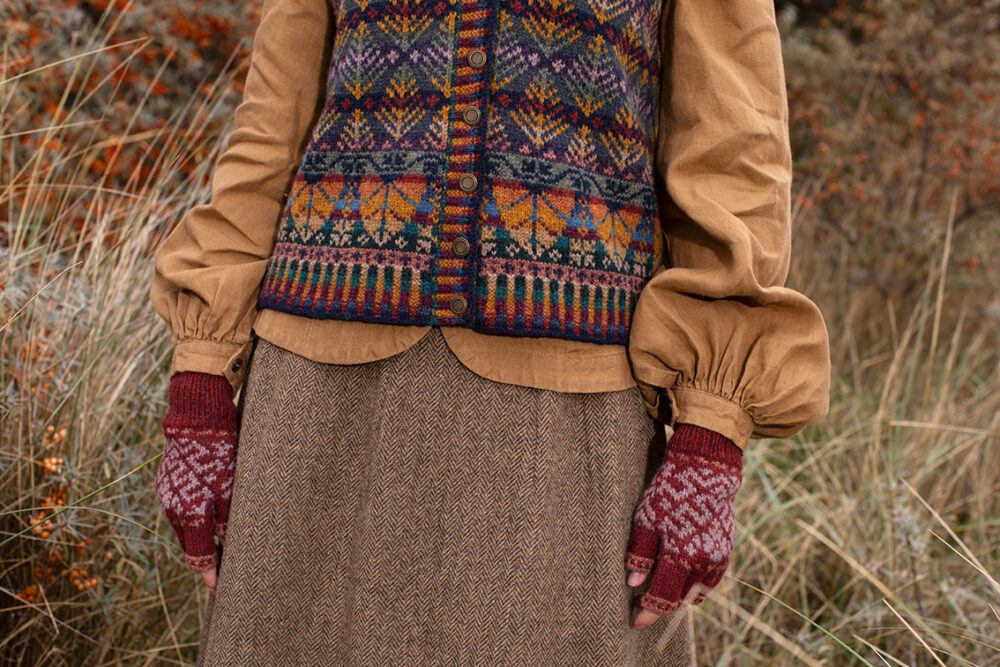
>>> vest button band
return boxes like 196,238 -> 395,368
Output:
449,296 -> 468,315
453,236 -> 471,256
459,174 -> 478,192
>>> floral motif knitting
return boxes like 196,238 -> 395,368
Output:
256,0 -> 665,344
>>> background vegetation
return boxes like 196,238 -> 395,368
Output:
2,0 -> 998,663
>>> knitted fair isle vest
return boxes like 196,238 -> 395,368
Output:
255,0 -> 665,345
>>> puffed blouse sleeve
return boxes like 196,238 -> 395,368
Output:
149,0 -> 334,395
627,0 -> 832,451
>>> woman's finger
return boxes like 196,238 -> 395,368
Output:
201,567 -> 217,592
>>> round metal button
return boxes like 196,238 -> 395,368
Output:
459,174 -> 478,192
468,49 -> 487,68
230,358 -> 243,373
462,106 -> 481,125
449,296 -> 468,314
453,236 -> 470,256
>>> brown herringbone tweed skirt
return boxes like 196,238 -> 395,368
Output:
196,326 -> 696,666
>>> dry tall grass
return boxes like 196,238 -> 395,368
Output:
2,0 -> 998,664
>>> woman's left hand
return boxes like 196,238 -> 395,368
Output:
624,423 -> 744,629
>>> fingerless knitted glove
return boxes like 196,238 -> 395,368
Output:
155,371 -> 240,572
626,422 -> 743,615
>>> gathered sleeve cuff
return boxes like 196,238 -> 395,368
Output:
628,0 -> 832,451
148,0 -> 334,395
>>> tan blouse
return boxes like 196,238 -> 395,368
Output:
149,0 -> 833,452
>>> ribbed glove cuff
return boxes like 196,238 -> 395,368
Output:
666,422 -> 743,468
164,371 -> 238,432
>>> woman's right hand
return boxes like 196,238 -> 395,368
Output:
155,371 -> 240,589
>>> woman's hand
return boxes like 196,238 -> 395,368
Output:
625,423 -> 744,629
201,568 -> 218,592
155,371 -> 240,589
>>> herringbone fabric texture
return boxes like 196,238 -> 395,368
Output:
196,326 -> 696,666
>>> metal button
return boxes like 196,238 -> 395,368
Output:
230,358 -> 243,373
462,106 -> 481,125
468,49 -> 487,68
459,174 -> 477,192
449,296 -> 468,314
453,236 -> 470,256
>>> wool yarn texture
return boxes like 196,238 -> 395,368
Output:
156,371 -> 240,572
626,422 -> 743,615
254,0 -> 666,345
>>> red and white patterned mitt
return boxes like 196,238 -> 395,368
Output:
626,422 -> 744,615
155,371 -> 240,572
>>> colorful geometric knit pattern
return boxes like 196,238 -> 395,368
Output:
256,0 -> 665,344
626,423 -> 744,616
155,371 -> 240,572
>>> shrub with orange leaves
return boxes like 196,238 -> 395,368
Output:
779,0 -> 1000,354
44,425 -> 68,447
39,456 -> 64,474
15,584 -> 40,603
0,0 -> 259,251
